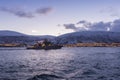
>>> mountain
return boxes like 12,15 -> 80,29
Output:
54,31 -> 120,44
0,30 -> 120,45
0,30 -> 27,36
0,30 -> 55,44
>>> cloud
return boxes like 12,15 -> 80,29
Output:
63,19 -> 120,32
63,23 -> 88,31
36,7 -> 53,15
77,20 -> 86,24
64,24 -> 78,31
0,7 -> 34,18
89,21 -> 111,31
111,19 -> 120,32
0,7 -> 53,18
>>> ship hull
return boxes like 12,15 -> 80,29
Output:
27,45 -> 62,50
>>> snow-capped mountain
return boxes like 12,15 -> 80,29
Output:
54,31 -> 120,44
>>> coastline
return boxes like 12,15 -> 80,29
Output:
63,43 -> 120,47
0,43 -> 120,47
0,43 -> 25,47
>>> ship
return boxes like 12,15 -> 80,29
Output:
26,39 -> 63,50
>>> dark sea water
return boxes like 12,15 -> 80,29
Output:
0,47 -> 120,80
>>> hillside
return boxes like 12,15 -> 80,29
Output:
0,30 -> 55,44
0,30 -> 120,45
54,31 -> 120,44
0,30 -> 27,36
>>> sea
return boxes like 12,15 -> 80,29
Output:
0,47 -> 120,80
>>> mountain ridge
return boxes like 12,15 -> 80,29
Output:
54,31 -> 120,44
0,30 -> 120,44
0,30 -> 55,44
0,30 -> 27,36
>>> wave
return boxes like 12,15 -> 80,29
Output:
27,74 -> 65,80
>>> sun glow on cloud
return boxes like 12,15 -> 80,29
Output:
31,30 -> 38,33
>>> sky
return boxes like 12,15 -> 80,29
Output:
0,0 -> 120,36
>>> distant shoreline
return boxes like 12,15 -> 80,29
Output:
63,43 -> 120,47
0,43 -> 120,47
0,43 -> 25,47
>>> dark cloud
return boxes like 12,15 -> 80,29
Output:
89,22 -> 111,31
63,23 -> 87,31
64,24 -> 78,31
0,7 -> 34,18
77,20 -> 86,24
36,7 -> 53,15
63,19 -> 120,32
0,7 -> 53,18
111,19 -> 120,32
